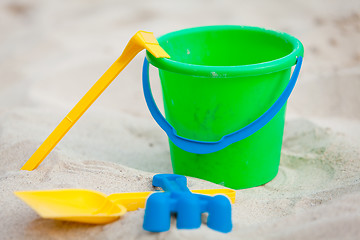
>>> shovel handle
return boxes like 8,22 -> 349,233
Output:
152,174 -> 191,193
21,31 -> 170,171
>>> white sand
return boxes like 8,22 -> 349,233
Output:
1,0 -> 360,239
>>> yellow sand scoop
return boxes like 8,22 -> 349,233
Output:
14,188 -> 235,224
21,31 -> 170,171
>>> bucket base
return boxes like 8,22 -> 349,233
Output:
169,107 -> 286,190
172,165 -> 279,190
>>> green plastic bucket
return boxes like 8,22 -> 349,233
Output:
144,25 -> 304,189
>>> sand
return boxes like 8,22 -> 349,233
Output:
1,0 -> 360,239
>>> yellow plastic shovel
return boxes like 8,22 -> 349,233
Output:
21,31 -> 170,171
14,189 -> 235,224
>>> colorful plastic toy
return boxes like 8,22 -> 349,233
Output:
14,185 -> 235,224
143,174 -> 232,233
21,31 -> 170,171
143,26 -> 304,189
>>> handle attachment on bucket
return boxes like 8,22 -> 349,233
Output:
142,56 -> 303,154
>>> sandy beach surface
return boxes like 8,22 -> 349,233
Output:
1,0 -> 360,239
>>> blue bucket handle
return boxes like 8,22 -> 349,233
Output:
142,56 -> 303,154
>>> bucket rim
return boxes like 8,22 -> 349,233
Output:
146,25 -> 304,78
